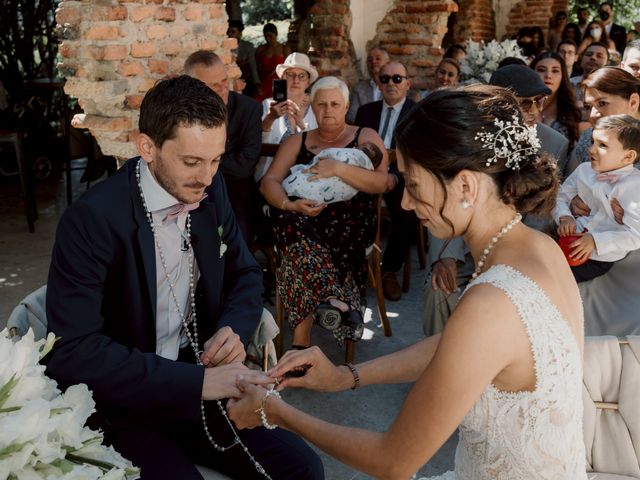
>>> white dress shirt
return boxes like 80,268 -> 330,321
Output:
139,161 -> 200,360
378,97 -> 406,148
555,163 -> 640,262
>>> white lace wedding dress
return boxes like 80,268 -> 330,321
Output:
420,265 -> 587,480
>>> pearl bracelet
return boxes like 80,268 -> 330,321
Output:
257,388 -> 281,430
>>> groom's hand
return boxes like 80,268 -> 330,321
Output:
202,363 -> 272,400
201,326 -> 246,367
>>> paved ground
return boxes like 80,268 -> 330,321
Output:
0,163 -> 456,479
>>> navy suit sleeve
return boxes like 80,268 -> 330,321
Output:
210,174 -> 263,344
45,201 -> 204,422
221,97 -> 263,180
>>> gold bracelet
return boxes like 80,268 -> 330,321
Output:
280,198 -> 288,211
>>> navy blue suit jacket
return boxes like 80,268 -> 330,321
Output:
354,98 -> 416,149
45,158 -> 263,424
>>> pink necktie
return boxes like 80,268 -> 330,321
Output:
163,195 -> 207,223
596,172 -> 620,184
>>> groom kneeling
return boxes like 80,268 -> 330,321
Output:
44,75 -> 323,480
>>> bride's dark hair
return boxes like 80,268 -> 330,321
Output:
395,84 -> 559,221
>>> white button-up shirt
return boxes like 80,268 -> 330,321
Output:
555,163 -> 640,262
139,160 -> 200,360
378,97 -> 406,149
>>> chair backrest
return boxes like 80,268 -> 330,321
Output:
583,336 -> 640,478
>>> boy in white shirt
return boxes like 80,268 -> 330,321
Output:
556,114 -> 640,282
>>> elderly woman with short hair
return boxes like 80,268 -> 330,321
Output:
260,76 -> 389,349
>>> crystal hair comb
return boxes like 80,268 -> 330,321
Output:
474,114 -> 541,170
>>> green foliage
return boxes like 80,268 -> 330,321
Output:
241,0 -> 293,25
0,0 -> 59,103
567,0 -> 639,31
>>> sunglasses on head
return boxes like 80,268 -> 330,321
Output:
379,74 -> 408,84
519,95 -> 547,112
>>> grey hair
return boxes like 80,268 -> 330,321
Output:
310,76 -> 349,104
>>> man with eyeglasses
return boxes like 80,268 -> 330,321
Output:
347,46 -> 389,123
185,50 -> 263,245
354,61 -> 417,301
557,40 -> 578,77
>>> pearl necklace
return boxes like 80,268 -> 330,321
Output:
471,212 -> 522,280
135,160 -> 272,479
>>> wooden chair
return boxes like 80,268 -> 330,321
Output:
384,149 -> 427,293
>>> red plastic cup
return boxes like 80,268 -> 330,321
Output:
557,235 -> 589,267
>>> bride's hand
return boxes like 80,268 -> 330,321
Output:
268,346 -> 352,392
226,380 -> 271,430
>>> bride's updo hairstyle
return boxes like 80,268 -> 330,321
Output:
395,84 -> 559,217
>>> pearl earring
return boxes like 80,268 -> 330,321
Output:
462,199 -> 471,209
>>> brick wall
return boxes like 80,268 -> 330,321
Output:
307,0 -> 360,86
56,0 -> 237,159
367,0 -> 459,85
505,0 -> 557,40
453,0 -> 496,43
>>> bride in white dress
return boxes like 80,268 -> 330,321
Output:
227,85 -> 587,480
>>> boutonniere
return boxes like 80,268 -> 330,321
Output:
218,226 -> 227,258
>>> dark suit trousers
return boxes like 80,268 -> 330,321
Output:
103,404 -> 323,480
224,176 -> 261,246
382,176 -> 418,273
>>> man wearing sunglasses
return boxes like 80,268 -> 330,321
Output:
423,64 -> 569,336
354,61 -> 417,301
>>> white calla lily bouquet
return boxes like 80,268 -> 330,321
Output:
0,328 -> 140,480
460,38 -> 528,84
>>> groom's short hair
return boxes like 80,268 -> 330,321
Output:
139,74 -> 227,148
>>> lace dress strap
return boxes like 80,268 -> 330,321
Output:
465,264 -> 580,393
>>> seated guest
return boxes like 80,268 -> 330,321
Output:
227,20 -> 261,98
44,75 -> 323,480
562,22 -> 583,45
346,46 -> 389,124
260,76 -> 388,348
598,1 -> 627,54
255,52 -> 318,182
416,58 -> 460,100
185,50 -> 262,245
578,20 -> 617,56
443,43 -> 466,63
621,40 -> 640,79
556,115 -> 640,282
567,67 -> 640,175
531,52 -> 582,148
570,42 -> 610,120
255,23 -> 290,101
283,142 -> 383,204
355,61 -> 418,301
557,39 -> 579,77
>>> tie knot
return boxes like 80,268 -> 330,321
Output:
163,201 -> 200,223
596,172 -> 620,185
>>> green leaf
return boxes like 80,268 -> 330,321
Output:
0,441 -> 28,459
66,453 -> 114,472
0,373 -> 19,408
0,406 -> 21,413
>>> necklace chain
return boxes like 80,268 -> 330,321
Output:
471,212 -> 522,280
317,124 -> 348,144
136,160 -> 272,479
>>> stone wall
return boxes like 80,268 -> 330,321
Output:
367,0 -> 459,84
56,0 -> 237,159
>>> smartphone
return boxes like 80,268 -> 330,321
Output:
273,79 -> 287,103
